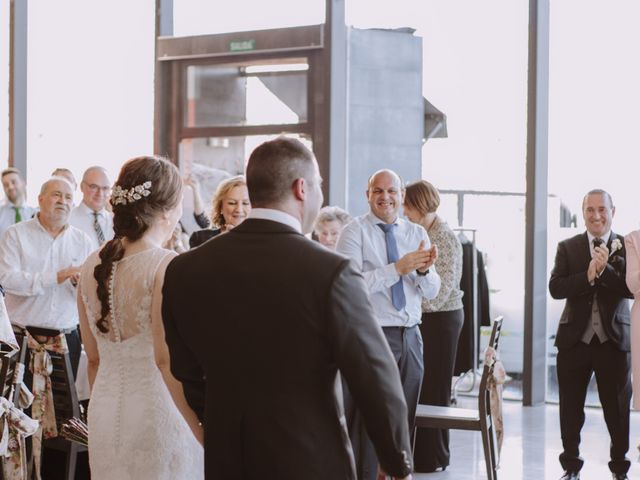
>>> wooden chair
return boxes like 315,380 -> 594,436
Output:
25,326 -> 85,480
0,345 -> 21,480
0,346 -> 20,401
9,325 -> 29,405
10,325 -> 28,369
414,316 -> 503,480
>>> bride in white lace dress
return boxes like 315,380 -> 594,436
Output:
77,156 -> 204,479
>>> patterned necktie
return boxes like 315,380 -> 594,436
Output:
93,211 -> 105,244
13,206 -> 21,224
377,223 -> 406,311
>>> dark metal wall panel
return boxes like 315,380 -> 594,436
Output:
157,25 -> 323,61
154,0 -> 174,157
325,0 -> 347,207
9,0 -> 28,176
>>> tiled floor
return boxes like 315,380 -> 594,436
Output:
414,400 -> 640,480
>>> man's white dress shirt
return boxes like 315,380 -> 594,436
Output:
0,217 -> 93,329
337,212 -> 441,327
69,202 -> 114,251
0,202 -> 36,237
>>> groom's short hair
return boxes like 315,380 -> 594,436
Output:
246,137 -> 315,207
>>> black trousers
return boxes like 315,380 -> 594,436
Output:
557,339 -> 631,474
413,309 -> 464,472
344,325 -> 424,480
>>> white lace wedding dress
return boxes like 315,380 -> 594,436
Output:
80,248 -> 204,479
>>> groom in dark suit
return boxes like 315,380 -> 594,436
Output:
162,137 -> 414,480
549,189 -> 633,480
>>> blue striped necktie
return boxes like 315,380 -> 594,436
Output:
377,223 -> 406,310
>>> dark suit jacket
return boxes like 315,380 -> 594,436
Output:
189,228 -> 221,249
162,218 -> 412,480
549,231 -> 632,351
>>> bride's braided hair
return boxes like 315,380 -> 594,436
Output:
93,156 -> 182,333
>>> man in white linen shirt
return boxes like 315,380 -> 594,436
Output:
0,176 -> 93,374
336,169 -> 441,480
69,166 -> 114,251
0,168 -> 36,236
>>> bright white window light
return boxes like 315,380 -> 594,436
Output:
245,63 -> 309,74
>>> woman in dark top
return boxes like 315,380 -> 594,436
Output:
404,180 -> 464,473
189,176 -> 251,248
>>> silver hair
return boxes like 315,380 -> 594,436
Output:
313,206 -> 352,232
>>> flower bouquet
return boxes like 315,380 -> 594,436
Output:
60,417 -> 88,447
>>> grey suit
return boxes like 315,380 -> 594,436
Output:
162,218 -> 413,479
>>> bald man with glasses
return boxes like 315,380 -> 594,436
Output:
69,166 -> 114,251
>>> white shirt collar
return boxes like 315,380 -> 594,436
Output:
248,208 -> 302,233
366,211 -> 402,227
78,201 -> 106,216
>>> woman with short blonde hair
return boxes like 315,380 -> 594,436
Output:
189,175 -> 251,248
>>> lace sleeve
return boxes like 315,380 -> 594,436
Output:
422,227 -> 463,312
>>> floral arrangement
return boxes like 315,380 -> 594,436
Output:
60,417 -> 88,447
609,238 -> 622,257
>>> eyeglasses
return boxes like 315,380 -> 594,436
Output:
84,183 -> 111,194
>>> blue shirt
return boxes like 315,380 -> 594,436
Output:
336,212 -> 441,327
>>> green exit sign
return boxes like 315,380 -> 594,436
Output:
229,39 -> 256,52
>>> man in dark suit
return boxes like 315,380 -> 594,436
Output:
162,137 -> 414,480
549,189 -> 633,480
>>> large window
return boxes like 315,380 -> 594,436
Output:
348,0 -> 529,399
546,0 -> 640,404
25,0 -> 155,202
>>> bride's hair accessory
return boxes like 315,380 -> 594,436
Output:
112,181 -> 152,206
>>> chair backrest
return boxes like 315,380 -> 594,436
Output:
9,325 -> 30,405
25,326 -> 80,431
478,317 -> 503,418
0,346 -> 19,400
10,324 -> 28,367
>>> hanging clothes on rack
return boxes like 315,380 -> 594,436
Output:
454,232 -> 491,375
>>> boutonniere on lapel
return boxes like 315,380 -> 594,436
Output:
609,238 -> 622,258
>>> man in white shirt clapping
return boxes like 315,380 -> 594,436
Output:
0,176 -> 93,374
337,169 -> 441,480
69,166 -> 114,251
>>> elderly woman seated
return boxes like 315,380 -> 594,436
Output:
312,206 -> 352,251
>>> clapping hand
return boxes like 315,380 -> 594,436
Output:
183,175 -> 200,191
593,244 -> 609,271
418,241 -> 437,274
57,265 -> 81,286
395,241 -> 437,276
587,244 -> 609,282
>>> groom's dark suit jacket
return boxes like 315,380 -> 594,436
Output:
162,218 -> 413,480
549,231 -> 632,351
